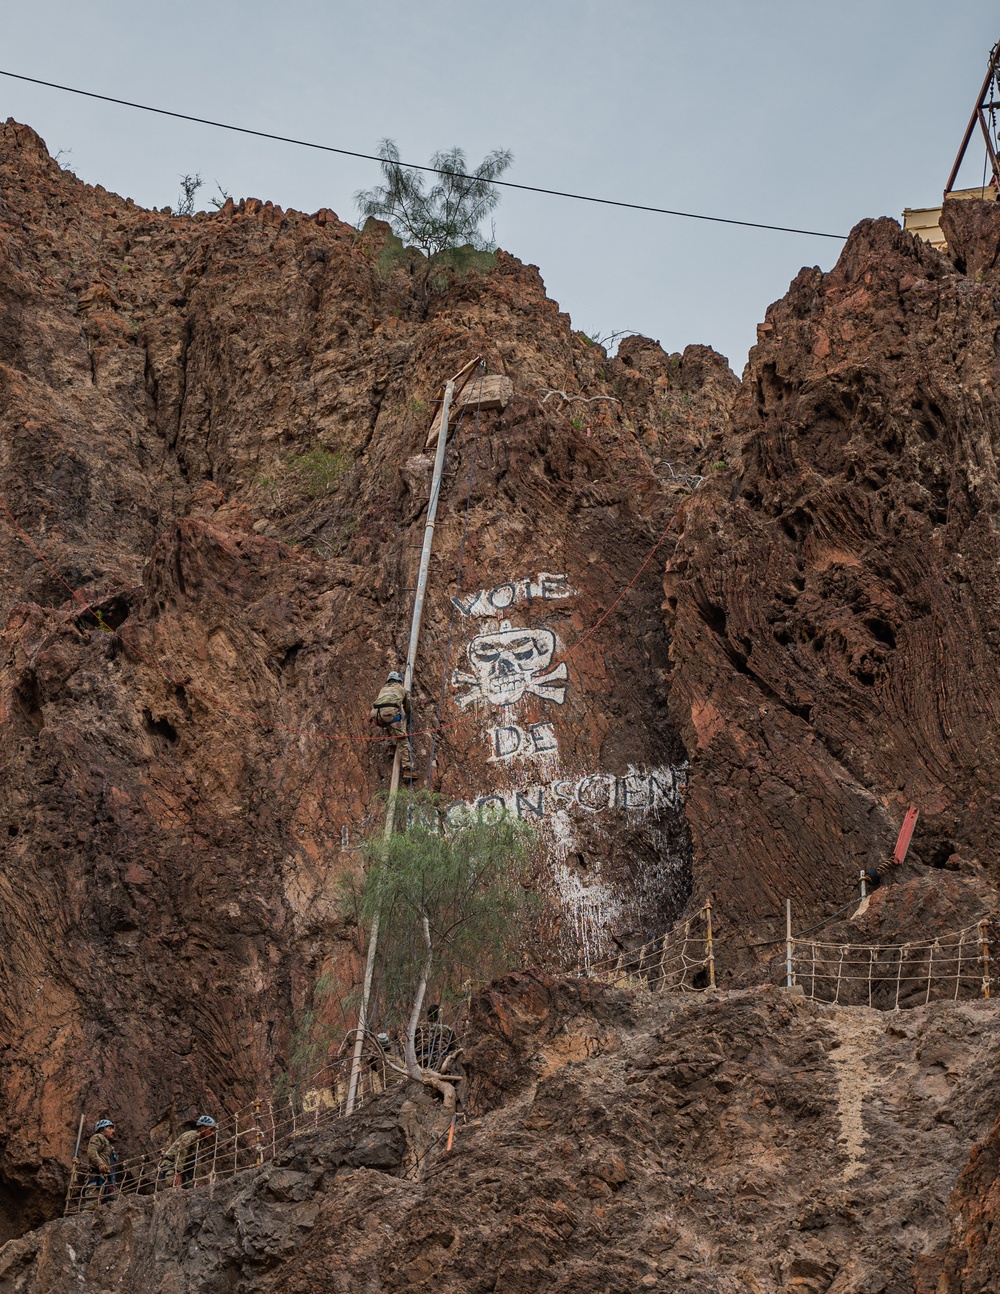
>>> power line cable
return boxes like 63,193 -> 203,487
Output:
0,68 -> 848,241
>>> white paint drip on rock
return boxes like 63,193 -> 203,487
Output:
447,764 -> 689,964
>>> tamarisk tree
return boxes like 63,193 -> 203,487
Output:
355,139 -> 513,289
351,796 -> 535,1108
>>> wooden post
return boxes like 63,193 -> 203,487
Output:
345,730 -> 405,1115
346,375 -> 458,1116
705,900 -> 716,989
64,1113 -> 86,1215
209,1117 -> 219,1193
925,940 -> 938,1005
981,918 -> 992,999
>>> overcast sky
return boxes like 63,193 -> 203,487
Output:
2,1 -> 998,372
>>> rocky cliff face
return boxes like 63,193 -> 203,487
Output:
666,202 -> 1000,945
5,114 -> 1000,1289
0,119 -> 733,1233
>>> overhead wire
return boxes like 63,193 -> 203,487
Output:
738,896 -> 863,950
0,68 -> 848,241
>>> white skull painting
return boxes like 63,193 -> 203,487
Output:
453,620 -> 569,710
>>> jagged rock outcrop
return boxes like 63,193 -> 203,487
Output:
665,201 -> 1000,943
915,1106 -> 1000,1293
6,111 -> 1000,1288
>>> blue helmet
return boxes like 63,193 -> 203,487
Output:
195,1115 -> 216,1128
387,671 -> 403,684
95,1119 -> 114,1133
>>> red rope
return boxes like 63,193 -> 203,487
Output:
560,511 -> 680,666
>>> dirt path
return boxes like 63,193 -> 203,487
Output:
826,1008 -> 886,1181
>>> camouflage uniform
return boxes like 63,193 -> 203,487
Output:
159,1128 -> 203,1185
82,1132 -> 117,1211
370,680 -> 413,775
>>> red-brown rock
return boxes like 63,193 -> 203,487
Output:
666,205 -> 1000,945
0,119 -> 731,1230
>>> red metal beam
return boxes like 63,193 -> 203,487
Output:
945,39 -> 1000,195
893,804 -> 920,867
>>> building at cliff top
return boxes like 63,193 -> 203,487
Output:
903,185 -> 997,251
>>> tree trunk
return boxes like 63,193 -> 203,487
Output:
405,914 -> 434,1080
404,913 -> 458,1112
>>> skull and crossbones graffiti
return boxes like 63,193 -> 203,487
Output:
452,621 -> 569,710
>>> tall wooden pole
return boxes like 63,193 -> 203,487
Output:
344,379 -> 457,1116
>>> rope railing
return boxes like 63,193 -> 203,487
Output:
63,1034 -> 397,1216
776,918 -> 994,1008
581,901 -> 716,993
63,905 -> 997,1215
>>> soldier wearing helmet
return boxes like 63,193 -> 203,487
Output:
83,1118 -> 119,1210
369,669 -> 414,779
158,1115 -> 217,1188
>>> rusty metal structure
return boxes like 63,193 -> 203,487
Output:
945,38 -> 1000,195
904,40 -> 1000,251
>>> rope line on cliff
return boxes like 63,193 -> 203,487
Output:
0,476 -> 684,746
739,895 -> 862,950
559,509 -> 682,668
0,68 -> 848,241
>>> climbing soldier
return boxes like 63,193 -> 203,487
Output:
82,1118 -> 119,1211
369,670 -> 414,779
158,1115 -> 217,1188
